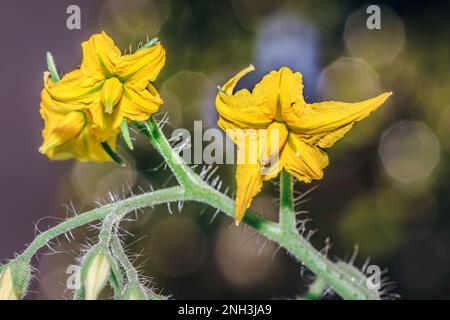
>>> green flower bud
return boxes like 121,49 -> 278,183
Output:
80,248 -> 112,300
0,260 -> 32,300
0,267 -> 19,300
123,282 -> 148,300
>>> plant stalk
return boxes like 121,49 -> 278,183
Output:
11,118 -> 379,300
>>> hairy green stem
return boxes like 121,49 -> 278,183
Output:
110,233 -> 139,284
279,170 -> 297,233
110,233 -> 165,300
137,119 -> 378,300
304,277 -> 328,300
99,213 -> 120,248
136,118 -> 202,187
17,187 -> 187,263
98,214 -> 127,299
11,118 -> 379,300
136,119 -> 280,234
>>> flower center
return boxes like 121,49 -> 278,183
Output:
260,121 -> 289,167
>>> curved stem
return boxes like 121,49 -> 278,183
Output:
98,214 -> 126,299
137,119 -> 378,300
135,119 -> 202,188
186,187 -> 376,299
11,118 -> 379,300
99,213 -> 120,248
18,186 -> 187,263
109,231 -> 166,300
110,233 -> 139,284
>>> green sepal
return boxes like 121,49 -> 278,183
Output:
101,142 -> 126,167
108,258 -> 124,300
46,52 -> 61,82
141,37 -> 159,49
120,118 -> 134,150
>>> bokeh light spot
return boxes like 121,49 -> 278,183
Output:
338,190 -> 407,257
344,5 -> 405,65
161,71 -> 217,129
231,0 -> 284,30
71,159 -> 137,201
148,216 -> 207,278
38,242 -> 80,299
316,57 -> 380,102
214,224 -> 279,288
254,12 -> 319,95
438,106 -> 450,149
379,121 -> 440,183
100,0 -> 170,44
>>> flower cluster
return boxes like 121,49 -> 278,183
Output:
216,65 -> 391,224
39,32 -> 165,162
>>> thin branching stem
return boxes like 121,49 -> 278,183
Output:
110,233 -> 139,284
10,118 -> 380,300
17,187 -> 187,263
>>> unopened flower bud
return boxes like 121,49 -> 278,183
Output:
0,260 -> 31,300
123,282 -> 148,300
80,248 -> 111,300
0,267 -> 19,300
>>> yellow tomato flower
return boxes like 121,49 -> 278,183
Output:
39,32 -> 165,162
43,31 -> 165,130
216,66 -> 392,224
39,100 -> 117,162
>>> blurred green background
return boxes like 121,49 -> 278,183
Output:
1,0 -> 450,299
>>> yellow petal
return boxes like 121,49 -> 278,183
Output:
113,85 -> 162,128
101,77 -> 123,114
74,129 -> 117,162
89,102 -> 116,134
234,163 -> 264,225
216,67 -> 274,129
281,134 -> 329,183
80,32 -> 121,78
124,84 -> 162,113
147,82 -> 162,101
219,118 -> 283,223
253,67 -> 305,121
284,92 -> 392,148
222,65 -> 255,94
39,111 -> 86,154
218,117 -> 284,177
260,121 -> 288,168
45,126 -> 118,163
218,118 -> 260,166
118,44 -> 166,90
43,69 -> 102,113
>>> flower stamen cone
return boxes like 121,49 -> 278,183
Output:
101,77 -> 123,114
216,66 -> 392,224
